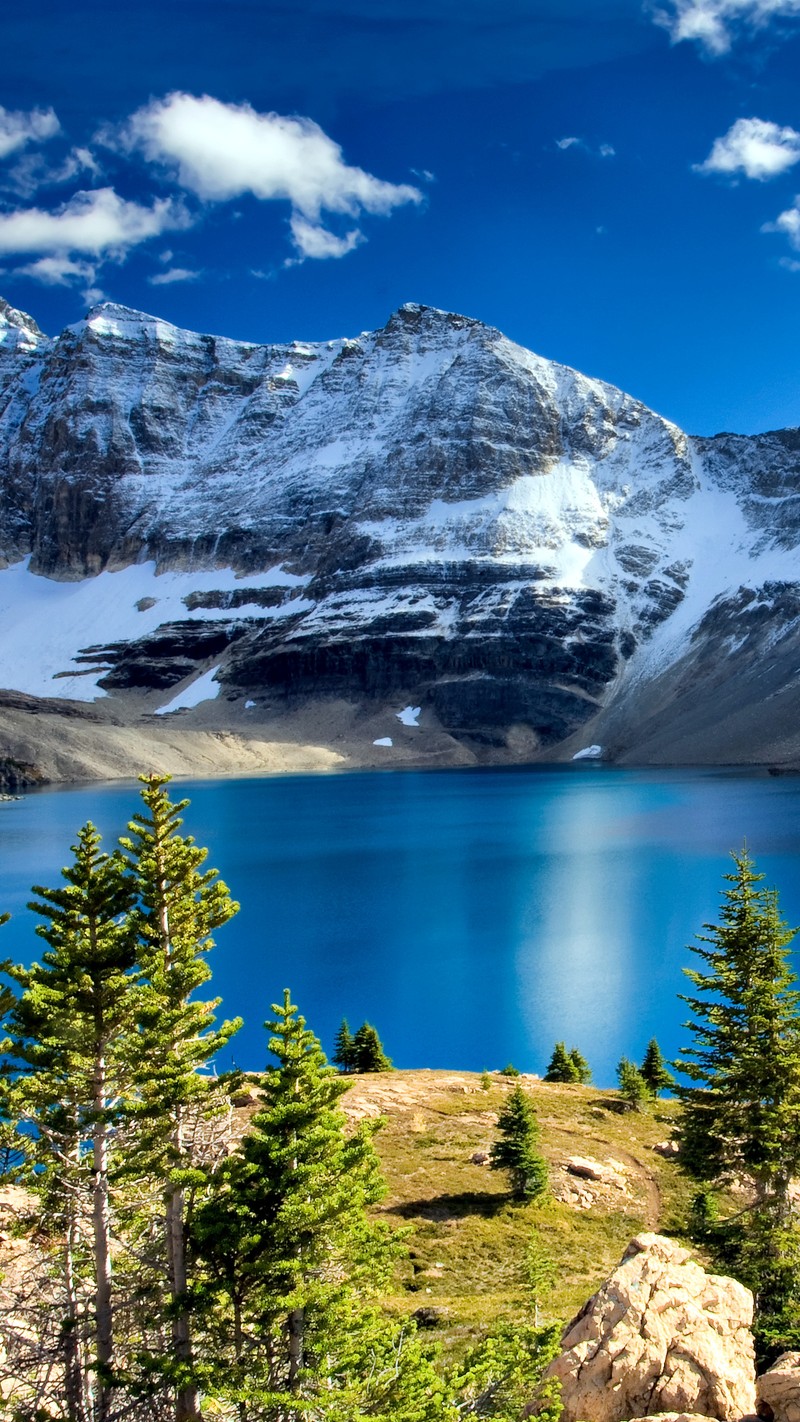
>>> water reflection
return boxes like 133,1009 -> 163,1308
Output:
1,766 -> 800,1084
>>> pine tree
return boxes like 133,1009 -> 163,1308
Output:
449,1317 -> 561,1422
121,773 -> 241,1422
490,1086 -> 548,1200
568,1047 -> 592,1085
617,1056 -> 649,1111
676,849 -> 800,1206
0,823 -> 138,1421
332,1016 -> 356,1072
191,991 -> 441,1419
351,1020 -> 393,1072
544,1042 -> 579,1083
640,1038 -> 675,1097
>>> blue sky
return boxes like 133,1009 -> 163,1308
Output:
3,0 -> 800,433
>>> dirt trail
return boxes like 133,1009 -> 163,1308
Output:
554,1126 -> 663,1227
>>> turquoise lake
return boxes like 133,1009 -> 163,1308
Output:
2,765 -> 800,1086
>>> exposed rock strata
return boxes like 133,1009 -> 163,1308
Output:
2,295 -> 800,768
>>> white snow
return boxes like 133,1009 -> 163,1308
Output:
0,560 -> 309,701
396,706 -> 421,726
572,745 -> 603,760
154,665 -> 221,715
373,737 -> 393,747
244,699 -> 256,708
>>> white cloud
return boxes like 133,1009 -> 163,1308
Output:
16,255 -> 97,286
654,0 -> 800,54
148,266 -> 201,285
696,117 -> 800,179
0,186 -> 190,258
3,145 -> 102,199
0,106 -> 59,161
289,215 -> 362,260
763,198 -> 800,246
555,135 -> 616,158
122,92 -> 422,261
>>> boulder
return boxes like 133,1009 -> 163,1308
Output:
627,1415 -> 734,1422
547,1233 -> 756,1422
757,1351 -> 800,1422
565,1155 -> 627,1188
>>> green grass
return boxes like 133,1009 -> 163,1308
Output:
338,1069 -> 695,1351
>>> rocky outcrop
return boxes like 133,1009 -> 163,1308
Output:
547,1233 -> 756,1422
3,294 -> 800,763
757,1352 -> 800,1422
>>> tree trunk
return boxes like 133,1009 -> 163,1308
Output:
92,1026 -> 114,1422
166,1114 -> 200,1422
63,1195 -> 89,1422
287,1305 -> 304,1389
154,845 -> 200,1422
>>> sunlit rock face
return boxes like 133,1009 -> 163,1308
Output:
1,296 -> 799,759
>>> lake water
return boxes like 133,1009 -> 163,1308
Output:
2,765 -> 800,1087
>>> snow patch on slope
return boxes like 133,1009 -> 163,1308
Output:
0,560 -> 309,701
154,665 -> 221,715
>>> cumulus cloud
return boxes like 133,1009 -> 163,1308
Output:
16,255 -> 97,286
0,106 -> 60,161
121,92 -> 422,260
148,266 -> 201,285
654,0 -> 800,54
289,216 -> 362,260
763,199 -> 800,246
696,117 -> 800,179
0,186 -> 190,258
556,136 -> 581,150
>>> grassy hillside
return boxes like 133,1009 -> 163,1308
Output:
333,1069 -> 691,1353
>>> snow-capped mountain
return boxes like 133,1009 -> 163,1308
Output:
1,294 -> 799,768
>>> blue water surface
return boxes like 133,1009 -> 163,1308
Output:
2,765 -> 799,1086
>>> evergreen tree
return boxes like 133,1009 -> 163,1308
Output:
525,1229 -> 557,1326
544,1042 -> 580,1083
567,1047 -> 592,1085
616,1057 -> 649,1111
332,1017 -> 356,1072
0,824 -> 138,1421
449,1319 -> 561,1422
121,773 -> 241,1422
191,991 -> 442,1419
676,849 -> 800,1206
490,1086 -> 548,1200
351,1021 -> 393,1072
640,1038 -> 675,1097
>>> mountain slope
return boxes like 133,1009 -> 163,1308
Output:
0,296 -> 798,774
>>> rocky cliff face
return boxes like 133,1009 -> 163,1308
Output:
1,295 -> 799,764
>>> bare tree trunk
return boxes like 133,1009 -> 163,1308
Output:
167,1185 -> 199,1417
92,1036 -> 114,1422
287,1305 -> 304,1389
64,1199 -> 89,1422
286,1082 -> 303,1399
153,851 -> 200,1422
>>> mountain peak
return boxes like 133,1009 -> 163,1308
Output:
0,297 -> 49,352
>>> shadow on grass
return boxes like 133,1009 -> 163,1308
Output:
589,1097 -> 627,1115
387,1191 -> 510,1221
